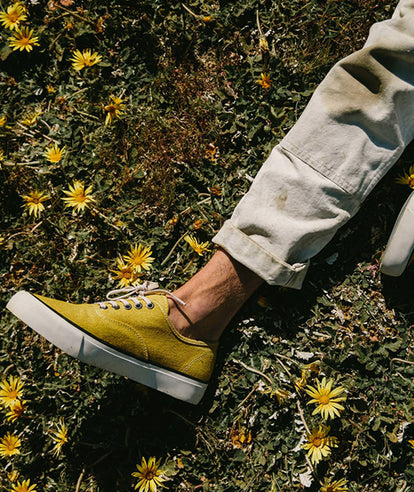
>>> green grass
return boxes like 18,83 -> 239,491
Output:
1,0 -> 414,490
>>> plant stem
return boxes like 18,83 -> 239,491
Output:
161,230 -> 189,266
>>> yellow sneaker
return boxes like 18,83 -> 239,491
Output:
6,282 -> 217,404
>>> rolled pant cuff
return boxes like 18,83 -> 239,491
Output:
212,220 -> 309,289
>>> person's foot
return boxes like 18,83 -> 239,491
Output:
167,249 -> 264,341
6,282 -> 218,404
6,249 -> 263,403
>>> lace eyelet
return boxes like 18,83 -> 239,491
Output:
100,305 -> 108,310
134,303 -> 142,309
124,304 -> 132,310
147,302 -> 154,309
112,304 -> 120,310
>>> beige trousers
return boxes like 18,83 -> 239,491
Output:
213,0 -> 414,288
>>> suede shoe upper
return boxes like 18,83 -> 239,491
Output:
34,293 -> 217,383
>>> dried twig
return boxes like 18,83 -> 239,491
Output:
390,357 -> 414,369
256,10 -> 263,36
233,358 -> 275,387
75,468 -> 85,492
296,400 -> 310,435
181,3 -> 199,19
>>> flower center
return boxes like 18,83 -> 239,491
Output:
5,441 -> 15,451
144,471 -> 155,480
313,437 -> 322,447
8,390 -> 18,399
74,192 -> 87,203
20,36 -> 31,46
408,175 -> 414,188
32,198 -> 40,205
9,12 -> 19,22
319,395 -> 330,405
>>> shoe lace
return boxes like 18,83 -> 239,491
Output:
97,281 -> 186,310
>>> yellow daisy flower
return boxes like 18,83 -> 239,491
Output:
14,1 -> 28,14
305,377 -> 347,420
230,427 -> 252,448
205,143 -> 220,162
409,439 -> 414,450
294,372 -> 308,393
110,257 -> 141,288
258,72 -> 271,90
306,362 -> 321,374
50,419 -> 68,457
114,218 -> 128,229
70,49 -> 102,71
275,387 -> 290,405
396,165 -> 414,189
193,219 -> 204,230
10,479 -> 37,492
104,95 -> 126,125
131,457 -> 167,492
22,190 -> 50,218
302,425 -> 338,464
0,375 -> 24,408
7,469 -> 19,482
0,3 -> 27,30
210,185 -> 222,196
184,235 -> 211,256
0,432 -> 21,458
295,363 -> 320,393
167,216 -> 179,227
22,110 -> 42,126
43,143 -> 65,163
320,477 -> 348,492
123,243 -> 155,273
5,400 -> 26,422
259,37 -> 269,52
0,115 -> 7,126
62,179 -> 95,214
8,27 -> 39,52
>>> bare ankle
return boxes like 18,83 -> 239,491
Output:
167,297 -> 221,342
167,297 -> 191,337
166,249 -> 263,342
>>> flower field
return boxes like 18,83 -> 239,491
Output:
1,0 -> 414,490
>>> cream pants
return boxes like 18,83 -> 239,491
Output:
213,0 -> 414,288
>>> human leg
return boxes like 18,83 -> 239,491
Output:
167,248 -> 263,342
165,0 -> 414,346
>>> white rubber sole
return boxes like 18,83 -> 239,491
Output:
6,291 -> 207,405
381,191 -> 414,277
